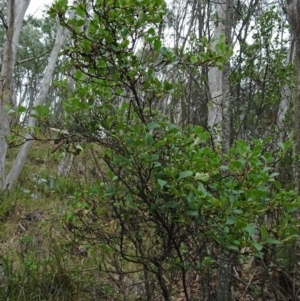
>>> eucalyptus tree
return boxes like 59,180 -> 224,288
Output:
277,37 -> 295,131
0,0 -> 30,189
14,16 -> 57,125
6,10 -> 75,189
286,0 -> 300,193
0,0 -> 75,189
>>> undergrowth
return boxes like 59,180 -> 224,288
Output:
0,141 -> 300,301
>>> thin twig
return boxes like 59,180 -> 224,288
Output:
16,49 -> 51,65
241,267 -> 258,298
0,10 -> 7,30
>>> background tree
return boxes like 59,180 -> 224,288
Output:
0,0 -> 29,189
286,0 -> 300,192
5,11 -> 74,189
0,1 -> 74,189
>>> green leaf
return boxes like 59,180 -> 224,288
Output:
163,80 -> 174,91
236,140 -> 248,156
158,179 -> 167,187
193,126 -> 210,141
278,142 -> 285,151
33,104 -> 51,117
226,244 -> 239,251
147,28 -> 155,35
273,180 -> 281,190
160,46 -> 168,56
16,106 -> 27,113
232,209 -> 243,214
147,122 -> 160,130
145,133 -> 154,146
190,56 -> 198,64
116,88 -> 123,95
229,160 -> 243,170
167,123 -> 177,132
235,218 -> 247,230
193,125 -> 203,135
251,241 -> 263,251
76,19 -> 85,27
98,60 -> 106,68
154,39 -> 161,51
226,216 -> 235,225
202,257 -> 213,266
260,225 -> 268,241
74,70 -> 85,80
195,172 -> 210,182
220,165 -> 229,171
244,223 -> 255,237
76,5 -> 85,18
265,237 -> 282,245
282,140 -> 292,150
179,170 -> 193,179
153,162 -> 161,168
201,132 -> 211,141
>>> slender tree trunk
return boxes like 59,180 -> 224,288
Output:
286,0 -> 300,192
13,0 -> 30,67
207,1 -> 226,134
294,44 -> 300,193
0,0 -> 30,188
217,0 -> 233,300
0,0 -> 15,188
221,30 -> 232,153
5,14 -> 74,189
277,38 -> 295,130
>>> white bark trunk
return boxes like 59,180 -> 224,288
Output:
0,0 -> 31,188
207,3 -> 226,132
5,14 -> 74,189
217,0 -> 233,300
0,0 -> 15,189
277,38 -> 295,129
13,0 -> 30,70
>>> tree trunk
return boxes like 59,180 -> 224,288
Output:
5,13 -> 74,189
217,0 -> 233,300
207,1 -> 226,134
0,0 -> 20,188
277,38 -> 295,130
286,0 -> 300,193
